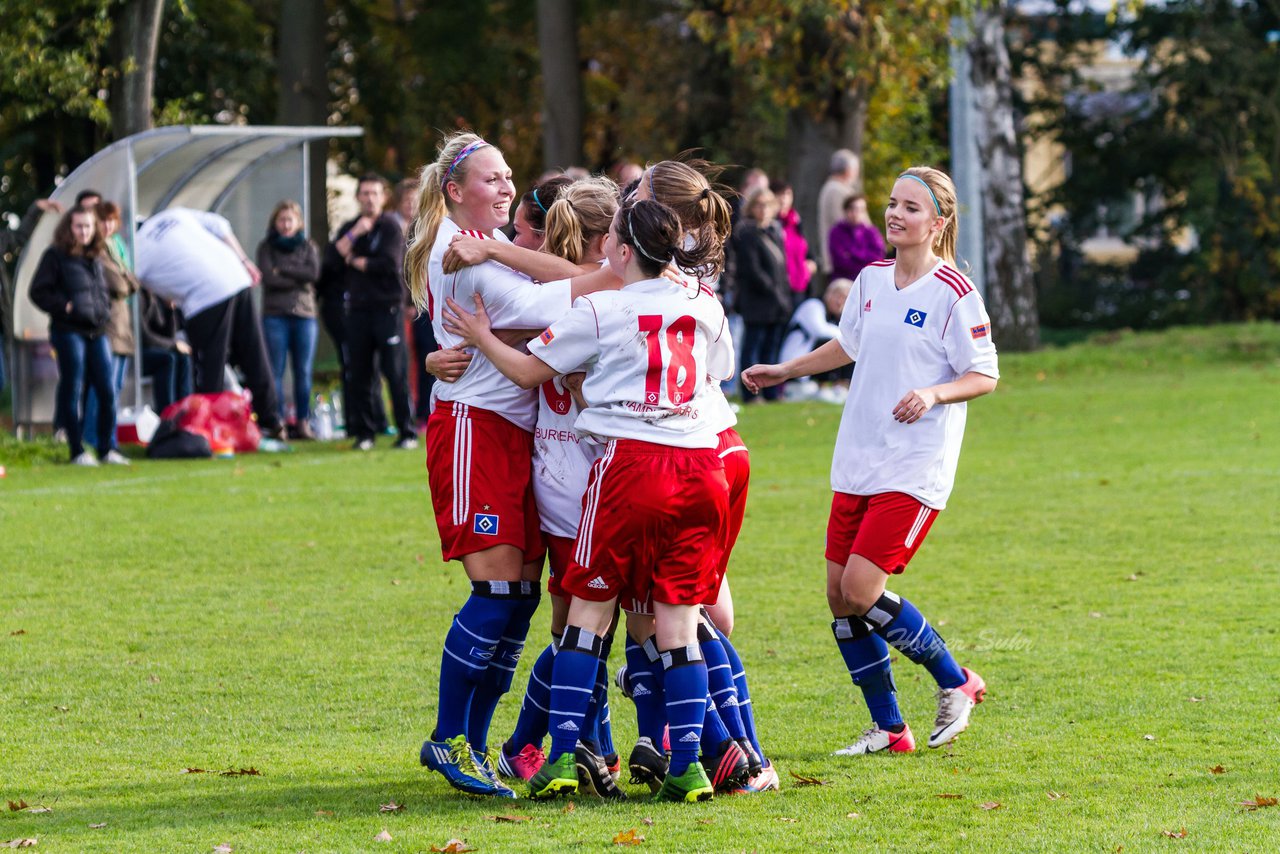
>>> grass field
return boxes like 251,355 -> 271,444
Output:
2,324 -> 1279,852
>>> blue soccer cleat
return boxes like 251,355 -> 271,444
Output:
421,734 -> 516,798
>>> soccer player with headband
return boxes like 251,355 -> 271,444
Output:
742,166 -> 999,757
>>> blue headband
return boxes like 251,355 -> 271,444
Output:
898,173 -> 941,215
441,140 -> 490,188
531,187 -> 548,214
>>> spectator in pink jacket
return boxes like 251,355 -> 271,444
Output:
773,181 -> 815,307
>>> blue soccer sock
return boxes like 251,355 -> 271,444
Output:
661,643 -> 708,777
507,634 -> 559,752
698,618 -> 747,741
435,581 -> 525,742
700,696 -> 733,755
467,582 -> 540,751
580,633 -> 615,755
547,626 -> 604,760
864,592 -> 965,690
714,623 -> 765,760
832,615 -> 903,731
625,635 -> 667,745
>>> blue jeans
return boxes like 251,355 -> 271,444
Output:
739,321 -> 787,402
84,353 -> 129,450
50,329 -> 116,459
142,348 -> 193,414
262,314 -> 318,421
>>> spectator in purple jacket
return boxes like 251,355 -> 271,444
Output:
828,192 -> 885,282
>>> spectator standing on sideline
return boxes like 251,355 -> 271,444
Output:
83,202 -> 139,452
731,186 -> 792,404
135,207 -> 284,440
773,181 -> 815,307
329,174 -> 415,451
829,193 -> 886,283
816,149 -> 861,276
28,206 -> 127,465
2,197 -> 65,397
256,200 -> 321,439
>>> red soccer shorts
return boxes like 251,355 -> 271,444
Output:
563,440 -> 728,607
716,427 -> 750,583
426,400 -> 545,563
825,491 -> 939,575
543,533 -> 575,598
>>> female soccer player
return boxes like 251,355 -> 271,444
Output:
444,196 -> 733,803
742,166 -> 997,755
406,133 -> 604,799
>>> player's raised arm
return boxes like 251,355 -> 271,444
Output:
444,294 -> 557,390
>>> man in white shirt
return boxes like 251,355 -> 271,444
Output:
136,207 -> 282,438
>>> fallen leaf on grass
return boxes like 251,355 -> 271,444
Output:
314,810 -> 333,816
8,630 -> 26,636
639,816 -> 651,825
789,771 -> 830,787
374,830 -> 393,842
220,768 -> 261,777
1047,791 -> 1068,800
379,801 -> 405,813
52,706 -> 68,713
430,840 -> 474,853
181,768 -> 208,774
563,802 -> 576,814
25,808 -> 51,815
1187,696 -> 1204,703
213,845 -> 233,854
1142,735 -> 1156,741
391,579 -> 401,586
1088,611 -> 1104,619
979,802 -> 1002,810
6,802 -> 28,812
935,793 -> 963,799
1209,765 -> 1226,774
846,812 -> 861,819
1160,828 -> 1187,839
484,815 -> 530,823
147,675 -> 161,684
3,841 -> 37,849
696,818 -> 714,825
613,828 -> 645,845
89,824 -> 106,829
777,817 -> 798,823
1240,795 -> 1278,811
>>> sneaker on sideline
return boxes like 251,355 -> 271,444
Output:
101,449 -> 131,465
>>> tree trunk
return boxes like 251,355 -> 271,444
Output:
277,0 -> 330,241
536,0 -> 583,171
788,82 -> 867,258
968,1 -> 1039,351
109,0 -> 165,139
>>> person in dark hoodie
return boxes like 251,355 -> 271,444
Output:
28,206 -> 128,466
326,173 -> 415,450
257,199 -> 322,439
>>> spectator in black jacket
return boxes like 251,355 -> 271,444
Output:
139,287 -> 192,414
28,207 -> 128,465
326,174 -> 415,450
731,186 -> 794,403
257,200 -> 322,439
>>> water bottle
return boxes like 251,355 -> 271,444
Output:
313,394 -> 334,440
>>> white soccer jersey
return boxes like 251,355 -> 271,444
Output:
528,278 -> 733,449
779,297 -> 840,363
672,270 -> 738,435
532,376 -> 601,538
427,217 -> 572,431
833,260 -> 999,509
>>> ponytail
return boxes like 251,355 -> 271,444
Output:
543,175 -> 620,264
405,131 -> 490,311
645,159 -> 733,279
543,198 -> 586,264
618,196 -> 683,278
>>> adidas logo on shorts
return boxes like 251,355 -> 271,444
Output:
631,683 -> 652,697
587,576 -> 609,590
679,731 -> 701,743
557,720 -> 580,731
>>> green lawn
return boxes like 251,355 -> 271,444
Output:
2,324 -> 1278,852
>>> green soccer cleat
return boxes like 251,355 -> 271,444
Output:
528,751 -> 579,800
653,761 -> 715,803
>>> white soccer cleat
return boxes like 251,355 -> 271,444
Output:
834,724 -> 916,755
928,667 -> 987,748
